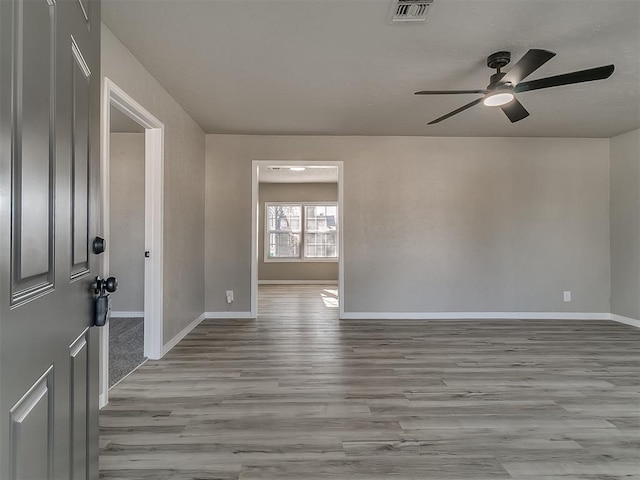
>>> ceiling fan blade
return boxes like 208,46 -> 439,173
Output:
415,90 -> 487,95
515,65 -> 615,93
501,49 -> 556,86
500,98 -> 530,123
428,98 -> 484,125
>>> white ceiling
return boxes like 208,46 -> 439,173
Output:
259,166 -> 338,183
102,0 -> 640,138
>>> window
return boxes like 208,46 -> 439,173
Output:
304,204 -> 338,258
265,202 -> 338,261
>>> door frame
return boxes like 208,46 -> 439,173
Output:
99,78 -> 164,407
250,160 -> 344,318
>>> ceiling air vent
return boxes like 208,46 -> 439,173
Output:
389,0 -> 433,23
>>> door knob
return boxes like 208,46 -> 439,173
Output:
93,276 -> 118,295
92,276 -> 117,328
104,276 -> 118,293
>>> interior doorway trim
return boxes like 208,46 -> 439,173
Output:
250,160 -> 344,319
100,78 -> 165,407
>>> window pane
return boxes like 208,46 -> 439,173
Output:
266,204 -> 301,258
267,204 -> 301,232
268,232 -> 300,258
304,205 -> 338,258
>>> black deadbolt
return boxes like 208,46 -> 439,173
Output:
93,237 -> 106,254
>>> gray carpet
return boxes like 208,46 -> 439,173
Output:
109,317 -> 146,387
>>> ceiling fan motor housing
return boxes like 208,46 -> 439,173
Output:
489,72 -> 507,88
487,51 -> 512,88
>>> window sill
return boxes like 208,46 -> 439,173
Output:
264,258 -> 339,263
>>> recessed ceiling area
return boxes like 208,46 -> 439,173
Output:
259,165 -> 338,184
102,0 -> 640,137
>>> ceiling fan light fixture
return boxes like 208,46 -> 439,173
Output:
483,91 -> 515,107
418,49 -> 614,125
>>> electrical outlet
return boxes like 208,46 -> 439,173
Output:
563,291 -> 571,302
225,290 -> 234,304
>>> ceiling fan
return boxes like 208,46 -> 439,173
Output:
415,49 -> 614,124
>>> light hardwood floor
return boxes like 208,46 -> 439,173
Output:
100,285 -> 640,479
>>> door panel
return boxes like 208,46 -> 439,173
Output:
9,366 -> 54,480
12,0 -> 55,300
71,39 -> 91,278
70,329 -> 89,480
1,0 -> 101,478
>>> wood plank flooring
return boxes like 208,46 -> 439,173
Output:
100,285 -> 640,479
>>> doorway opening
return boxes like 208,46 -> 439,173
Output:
251,161 -> 344,318
99,78 -> 164,407
108,107 -> 146,388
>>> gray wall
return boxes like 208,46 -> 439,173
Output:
102,24 -> 206,342
205,135 -> 610,314
109,133 -> 145,313
259,183 -> 338,282
610,128 -> 640,320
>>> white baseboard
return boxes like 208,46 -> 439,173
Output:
204,311 -> 255,319
340,311 -> 611,320
162,313 -> 205,356
609,313 -> 640,328
110,311 -> 144,318
258,280 -> 338,285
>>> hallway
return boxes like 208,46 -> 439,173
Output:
100,286 -> 640,479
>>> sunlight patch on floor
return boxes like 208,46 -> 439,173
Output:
321,289 -> 339,308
